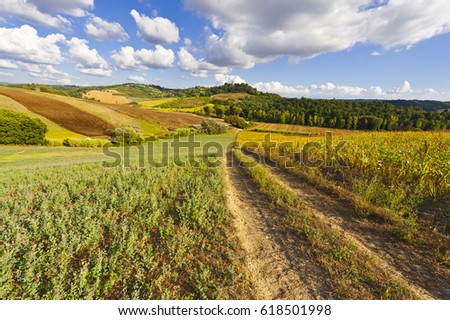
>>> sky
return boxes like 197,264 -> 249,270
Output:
0,0 -> 449,100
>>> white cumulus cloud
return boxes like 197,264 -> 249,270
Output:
130,9 -> 179,44
252,80 -> 443,99
184,0 -> 450,68
300,82 -> 367,97
375,81 -> 439,98
178,47 -> 229,77
0,0 -> 93,29
253,81 -> 299,96
67,37 -> 113,77
127,75 -> 148,84
85,16 -> 129,42
27,0 -> 93,17
112,45 -> 175,71
0,59 -> 18,69
0,25 -> 65,64
387,80 -> 414,94
18,62 -> 72,84
215,74 -> 246,85
253,81 -> 366,98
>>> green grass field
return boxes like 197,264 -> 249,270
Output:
0,133 -> 235,170
0,132 -> 250,299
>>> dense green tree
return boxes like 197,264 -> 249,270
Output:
0,110 -> 47,145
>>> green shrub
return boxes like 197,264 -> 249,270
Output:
62,138 -> 111,148
176,127 -> 199,137
109,126 -> 144,146
224,115 -> 252,129
200,119 -> 228,135
0,110 -> 47,145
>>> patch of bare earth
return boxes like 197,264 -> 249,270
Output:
224,152 -> 333,299
263,163 -> 450,299
96,102 -> 206,130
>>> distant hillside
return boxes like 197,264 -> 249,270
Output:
3,82 -> 259,100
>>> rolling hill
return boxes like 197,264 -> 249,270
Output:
0,86 -> 207,141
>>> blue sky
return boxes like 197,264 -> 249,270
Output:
0,0 -> 449,100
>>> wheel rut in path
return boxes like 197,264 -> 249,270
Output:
224,152 -> 332,299
264,163 -> 450,300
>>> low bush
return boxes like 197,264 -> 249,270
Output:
176,127 -> 199,137
0,110 -> 47,145
224,115 -> 252,129
109,126 -> 144,146
62,138 -> 111,148
200,119 -> 228,135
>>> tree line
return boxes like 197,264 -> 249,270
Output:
233,94 -> 449,131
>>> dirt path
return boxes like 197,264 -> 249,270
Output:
224,152 -> 333,299
262,163 -> 450,299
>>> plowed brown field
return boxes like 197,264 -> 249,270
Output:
100,102 -> 205,130
0,88 -> 113,136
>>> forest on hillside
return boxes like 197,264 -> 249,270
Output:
233,93 -> 449,131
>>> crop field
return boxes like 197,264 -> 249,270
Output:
0,95 -> 84,140
237,131 -> 450,228
1,160 -> 251,299
0,88 -> 112,137
84,90 -> 132,104
33,92 -> 166,137
36,90 -> 205,133
1,88 -> 207,140
231,130 -> 449,298
253,122 -> 359,135
138,98 -> 177,108
0,132 -> 254,299
0,133 -> 235,170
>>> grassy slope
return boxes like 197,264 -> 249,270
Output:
0,93 -> 85,140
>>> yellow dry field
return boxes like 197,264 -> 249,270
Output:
0,94 -> 85,140
138,98 -> 177,108
84,90 -> 132,105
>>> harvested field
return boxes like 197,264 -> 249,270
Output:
99,102 -> 206,131
253,122 -> 359,135
84,90 -> 132,104
138,98 -> 177,108
0,88 -> 113,137
212,93 -> 251,101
